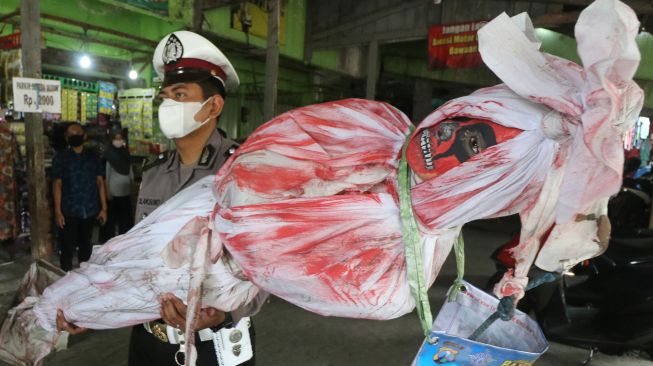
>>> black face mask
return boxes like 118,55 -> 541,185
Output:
68,135 -> 84,147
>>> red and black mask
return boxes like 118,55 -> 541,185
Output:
407,117 -> 522,180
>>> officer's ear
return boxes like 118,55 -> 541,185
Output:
208,94 -> 225,119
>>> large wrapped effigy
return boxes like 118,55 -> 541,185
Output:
0,0 -> 644,365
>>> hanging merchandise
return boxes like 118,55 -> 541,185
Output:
640,138 -> 651,168
639,116 -> 650,140
118,88 -> 155,140
624,125 -> 635,150
0,123 -> 19,242
62,89 -> 79,122
80,92 -> 88,124
634,118 -> 642,149
0,50 -> 21,106
623,116 -> 650,152
44,76 -> 99,123
142,99 -> 153,137
82,92 -> 98,122
8,122 -> 25,158
128,99 -> 144,137
98,81 -> 116,115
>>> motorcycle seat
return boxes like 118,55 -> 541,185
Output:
610,236 -> 653,251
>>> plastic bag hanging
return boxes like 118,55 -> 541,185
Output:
413,282 -> 548,366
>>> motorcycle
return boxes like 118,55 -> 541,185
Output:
487,182 -> 653,364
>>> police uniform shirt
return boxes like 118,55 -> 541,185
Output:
135,129 -> 237,224
135,129 -> 268,321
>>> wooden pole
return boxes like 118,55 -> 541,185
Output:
366,39 -> 379,100
192,0 -> 204,32
263,0 -> 280,122
21,0 -> 51,260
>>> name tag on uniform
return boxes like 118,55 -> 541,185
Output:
213,317 -> 253,366
138,197 -> 162,206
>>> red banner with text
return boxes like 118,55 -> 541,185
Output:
0,32 -> 21,50
428,21 -> 486,69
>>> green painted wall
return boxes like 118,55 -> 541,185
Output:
202,0 -> 306,61
535,28 -> 653,108
0,0 -> 311,92
310,49 -> 339,71
381,27 -> 653,108
383,55 -> 498,86
0,0 -> 183,50
0,0 -> 180,84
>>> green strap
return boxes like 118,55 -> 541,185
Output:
398,128 -> 433,338
447,234 -> 466,302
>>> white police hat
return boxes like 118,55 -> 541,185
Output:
153,31 -> 239,92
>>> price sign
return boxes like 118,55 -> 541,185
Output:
12,77 -> 61,113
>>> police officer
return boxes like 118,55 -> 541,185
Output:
57,31 -> 265,366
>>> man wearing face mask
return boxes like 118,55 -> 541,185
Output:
57,31 -> 266,366
130,30 -> 266,366
123,30 -> 271,366
52,122 -> 108,271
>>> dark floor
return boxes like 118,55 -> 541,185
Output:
1,218 -> 651,366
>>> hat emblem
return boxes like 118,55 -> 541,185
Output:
162,33 -> 184,65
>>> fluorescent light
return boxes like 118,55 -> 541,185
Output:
128,69 -> 138,80
79,54 -> 91,69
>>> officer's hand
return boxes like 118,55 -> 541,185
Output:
197,306 -> 227,330
55,211 -> 65,228
56,310 -> 88,335
160,293 -> 226,331
97,209 -> 107,225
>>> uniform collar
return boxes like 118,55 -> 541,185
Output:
165,129 -> 223,172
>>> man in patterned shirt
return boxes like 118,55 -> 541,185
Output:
52,122 -> 107,271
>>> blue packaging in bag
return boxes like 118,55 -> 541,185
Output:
413,281 -> 548,366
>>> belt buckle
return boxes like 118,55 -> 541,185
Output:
150,322 -> 169,343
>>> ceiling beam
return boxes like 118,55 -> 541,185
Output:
1,10 -> 158,47
3,18 -> 150,55
40,13 -> 158,47
0,10 -> 19,24
97,0 -> 170,21
43,26 -> 151,55
202,0 -> 242,10
312,27 -> 427,50
311,0 -> 428,41
529,0 -> 653,14
533,11 -> 581,27
42,47 -> 130,78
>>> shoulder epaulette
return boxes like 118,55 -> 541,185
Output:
142,150 -> 172,172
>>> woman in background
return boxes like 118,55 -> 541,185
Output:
100,130 -> 133,242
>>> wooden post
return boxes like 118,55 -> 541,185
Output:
21,0 -> 51,260
413,79 -> 433,122
263,0 -> 280,122
192,0 -> 204,32
366,39 -> 379,100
